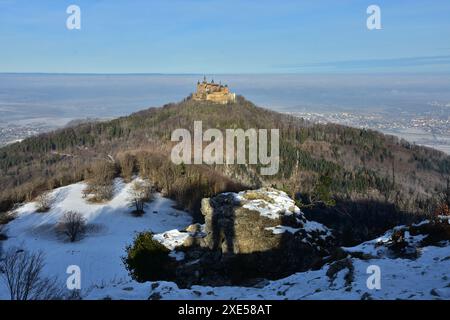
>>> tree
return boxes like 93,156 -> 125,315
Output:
84,160 -> 116,202
0,248 -> 63,300
299,174 -> 336,208
56,211 -> 87,242
433,178 -> 450,217
434,203 -> 450,217
35,192 -> 53,213
160,162 -> 175,196
118,153 -> 136,182
128,180 -> 153,215
445,178 -> 450,207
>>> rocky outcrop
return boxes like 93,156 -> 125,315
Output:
170,188 -> 336,285
200,188 -> 334,256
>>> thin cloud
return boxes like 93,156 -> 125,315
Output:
277,55 -> 450,70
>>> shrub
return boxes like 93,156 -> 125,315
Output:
122,232 -> 174,282
0,231 -> 8,241
56,211 -> 87,242
0,211 -> 16,226
84,184 -> 114,203
118,153 -> 136,182
133,151 -> 245,220
84,161 -> 117,202
386,229 -> 416,258
89,160 -> 117,184
410,219 -> 450,246
35,192 -> 53,213
326,258 -> 354,287
434,203 -> 450,217
128,180 -> 153,216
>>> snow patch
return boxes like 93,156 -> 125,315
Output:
153,229 -> 190,251
234,189 -> 299,220
0,178 -> 192,300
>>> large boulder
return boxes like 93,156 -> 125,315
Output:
201,188 -> 333,254
195,188 -> 335,281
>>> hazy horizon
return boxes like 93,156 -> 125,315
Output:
1,73 -> 450,123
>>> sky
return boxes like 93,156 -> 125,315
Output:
0,0 -> 450,74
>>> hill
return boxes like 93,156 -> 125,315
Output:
1,178 -> 449,300
0,96 -> 449,243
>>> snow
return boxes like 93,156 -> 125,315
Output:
84,240 -> 450,300
302,220 -> 327,233
0,178 -> 192,299
1,181 -> 449,300
153,229 -> 191,251
343,229 -> 394,257
265,225 -> 300,234
264,222 -> 330,236
234,189 -> 299,220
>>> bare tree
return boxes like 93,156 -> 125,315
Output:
128,180 -> 153,215
35,192 -> 53,213
56,211 -> 87,242
0,248 -> 63,300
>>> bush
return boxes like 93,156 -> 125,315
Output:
84,161 -> 117,202
35,192 -> 53,213
0,211 -> 15,226
128,180 -> 153,216
118,153 -> 136,182
434,203 -> 450,217
83,184 -> 114,203
410,218 -> 450,246
134,151 -> 245,220
56,211 -> 87,242
122,232 -> 174,282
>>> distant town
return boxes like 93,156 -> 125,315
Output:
0,122 -> 55,146
0,118 -> 106,147
290,104 -> 450,154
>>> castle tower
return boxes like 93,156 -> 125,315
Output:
192,78 -> 236,104
192,76 -> 236,104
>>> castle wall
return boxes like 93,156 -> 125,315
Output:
193,81 -> 235,104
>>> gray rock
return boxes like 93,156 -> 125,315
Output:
195,188 -> 335,279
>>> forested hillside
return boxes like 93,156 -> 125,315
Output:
1,96 -> 449,242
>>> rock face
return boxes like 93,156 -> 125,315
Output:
195,188 -> 335,281
201,188 -> 333,254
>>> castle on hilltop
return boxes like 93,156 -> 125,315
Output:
192,77 -> 236,104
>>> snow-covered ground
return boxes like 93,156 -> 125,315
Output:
1,179 -> 449,300
86,228 -> 450,300
0,178 -> 192,299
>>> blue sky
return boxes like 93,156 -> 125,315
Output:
0,0 -> 450,73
